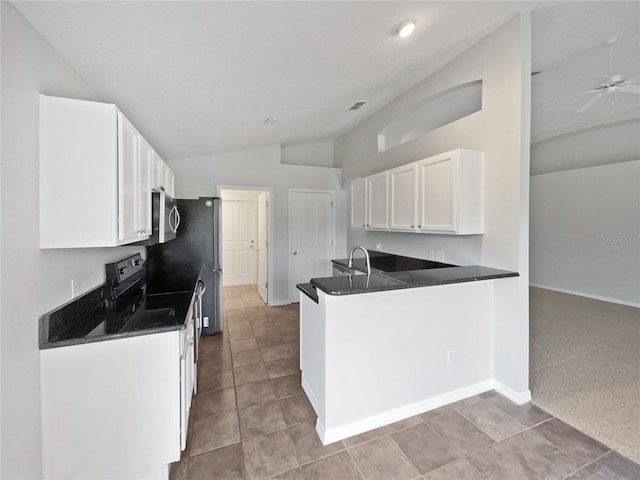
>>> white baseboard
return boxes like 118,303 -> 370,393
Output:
317,380 -> 494,445
530,283 -> 639,308
268,299 -> 291,307
492,380 -> 531,405
301,374 -> 321,416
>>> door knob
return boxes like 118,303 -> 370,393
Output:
293,251 -> 298,255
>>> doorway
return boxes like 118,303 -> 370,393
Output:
289,189 -> 335,302
219,187 -> 271,305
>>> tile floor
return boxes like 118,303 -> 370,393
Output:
170,285 -> 640,480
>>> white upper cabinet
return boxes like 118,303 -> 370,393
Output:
366,172 -> 388,230
349,149 -> 483,235
388,163 -> 417,231
164,166 -> 175,198
152,151 -> 165,190
138,138 -> 153,237
417,149 -> 483,234
350,177 -> 367,229
151,151 -> 175,198
39,95 -> 156,248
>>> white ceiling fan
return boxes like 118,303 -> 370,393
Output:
548,36 -> 640,113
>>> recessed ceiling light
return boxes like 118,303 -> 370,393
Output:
395,21 -> 415,38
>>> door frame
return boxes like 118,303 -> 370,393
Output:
218,185 -> 273,305
288,188 -> 336,303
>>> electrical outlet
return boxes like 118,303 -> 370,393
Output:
447,350 -> 455,365
435,250 -> 445,262
203,316 -> 209,328
428,249 -> 435,260
375,243 -> 382,251
71,279 -> 79,297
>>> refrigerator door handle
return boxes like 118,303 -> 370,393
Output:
174,207 -> 181,232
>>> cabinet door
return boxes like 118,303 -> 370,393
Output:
388,164 -> 417,231
366,172 -> 388,229
118,113 -> 140,242
350,178 -> 367,229
139,139 -> 152,237
152,152 -> 164,190
164,166 -> 175,198
417,154 -> 456,232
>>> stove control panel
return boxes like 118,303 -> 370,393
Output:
106,253 -> 144,287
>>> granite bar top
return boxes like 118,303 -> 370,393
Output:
309,266 -> 518,296
296,283 -> 319,303
333,251 -> 456,274
39,285 -> 194,349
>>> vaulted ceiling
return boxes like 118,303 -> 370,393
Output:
12,1 -> 640,161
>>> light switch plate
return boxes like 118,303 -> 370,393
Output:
435,250 -> 445,262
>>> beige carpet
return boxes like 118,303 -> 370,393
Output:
529,287 -> 640,463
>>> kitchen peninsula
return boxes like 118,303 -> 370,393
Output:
297,251 -> 518,445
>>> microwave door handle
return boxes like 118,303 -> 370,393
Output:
169,206 -> 175,232
172,207 -> 181,233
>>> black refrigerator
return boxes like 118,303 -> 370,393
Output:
146,197 -> 223,335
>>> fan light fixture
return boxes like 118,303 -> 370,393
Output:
395,21 -> 415,38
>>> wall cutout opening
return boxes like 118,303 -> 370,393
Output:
377,80 -> 483,152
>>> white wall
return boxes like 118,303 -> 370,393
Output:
0,4 -> 143,477
530,160 -> 640,306
334,14 -> 532,397
167,144 -> 346,304
281,140 -> 334,168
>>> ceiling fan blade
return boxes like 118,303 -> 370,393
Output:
547,89 -> 601,106
576,92 -> 604,113
619,84 -> 640,95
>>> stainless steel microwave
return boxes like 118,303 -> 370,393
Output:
148,191 -> 180,245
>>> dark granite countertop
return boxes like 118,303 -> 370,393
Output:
297,251 -> 518,299
39,285 -> 194,349
332,251 -> 456,273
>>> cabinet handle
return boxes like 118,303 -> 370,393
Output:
292,251 -> 298,256
418,225 -> 422,228
411,225 -> 415,228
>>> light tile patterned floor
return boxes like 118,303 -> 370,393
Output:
170,285 -> 640,480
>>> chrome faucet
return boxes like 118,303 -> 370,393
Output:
348,245 -> 371,275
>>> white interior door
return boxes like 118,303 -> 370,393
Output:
222,199 -> 257,286
290,191 -> 335,302
257,192 -> 269,303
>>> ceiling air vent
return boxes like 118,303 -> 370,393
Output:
349,101 -> 367,111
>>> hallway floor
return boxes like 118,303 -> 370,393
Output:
170,285 -> 640,480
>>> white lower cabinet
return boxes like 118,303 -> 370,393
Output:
180,319 -> 196,451
40,327 -> 196,480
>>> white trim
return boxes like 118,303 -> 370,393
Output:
288,189 -> 336,304
316,380 -> 493,445
301,373 -> 321,416
268,299 -> 290,307
492,381 -> 531,405
530,283 -> 640,308
217,185 -> 274,306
